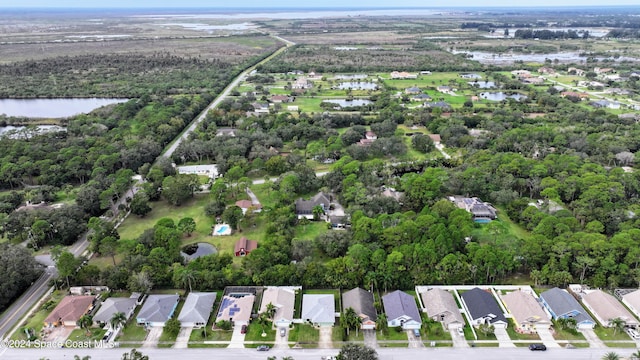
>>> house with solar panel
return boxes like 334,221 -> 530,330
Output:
449,196 -> 497,222
215,293 -> 256,326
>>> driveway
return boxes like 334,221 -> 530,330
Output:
227,323 -> 246,349
536,326 -> 560,348
363,329 -> 378,348
494,327 -> 515,348
449,329 -> 468,348
407,330 -> 424,348
173,326 -> 193,349
43,326 -> 73,344
246,189 -> 260,205
274,327 -> 289,349
142,327 -> 163,348
579,328 -> 606,348
318,325 -> 333,349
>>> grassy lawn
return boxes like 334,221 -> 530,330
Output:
189,328 -> 232,342
594,326 -> 633,341
117,323 -> 147,345
332,325 -> 345,343
157,327 -> 179,348
505,320 -> 540,341
422,321 -> 452,341
289,323 -> 319,347
68,327 -> 107,342
248,183 -> 278,209
245,320 -> 275,342
294,221 -> 330,241
377,328 -> 408,341
551,321 -> 586,341
11,290 -> 67,341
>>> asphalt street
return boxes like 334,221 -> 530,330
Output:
0,346 -> 637,360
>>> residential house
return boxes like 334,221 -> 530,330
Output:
619,113 -> 640,122
178,292 -> 216,328
382,290 -> 422,330
358,138 -> 375,147
538,67 -> 556,75
420,288 -> 464,330
594,67 -> 614,74
449,196 -> 497,221
292,78 -> 312,90
460,73 -> 482,79
295,192 -> 331,219
342,288 -> 377,330
93,297 -> 137,328
44,295 -> 96,328
621,289 -> 640,321
404,86 -> 422,94
390,71 -> 417,79
424,101 -> 451,110
216,128 -> 236,137
501,290 -> 551,333
511,70 -> 531,77
365,131 -> 377,140
560,91 -> 589,101
260,287 -> 296,328
460,288 -> 508,328
590,100 -> 620,110
234,237 -> 258,257
216,294 -> 255,326
568,67 -> 585,76
301,294 -> 335,326
177,164 -> 218,179
428,134 -> 441,145
411,93 -> 432,102
521,77 -> 544,85
581,290 -> 639,328
436,85 -> 452,93
539,288 -> 595,329
307,72 -> 323,80
287,105 -> 299,112
605,88 -> 632,95
270,95 -> 292,103
136,294 -> 179,327
251,102 -> 270,113
235,200 -> 262,215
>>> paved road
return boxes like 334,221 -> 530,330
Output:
0,346 -> 637,360
162,37 -> 294,160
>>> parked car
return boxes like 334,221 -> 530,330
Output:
257,345 -> 270,351
456,327 -> 464,337
280,328 -> 286,337
413,329 -> 420,337
627,328 -> 640,340
529,344 -> 547,351
240,325 -> 247,334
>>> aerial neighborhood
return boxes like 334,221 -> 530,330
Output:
2,3 -> 640,359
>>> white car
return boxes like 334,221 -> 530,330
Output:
457,327 -> 464,337
627,328 -> 640,340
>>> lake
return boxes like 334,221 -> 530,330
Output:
181,242 -> 218,261
324,99 -> 373,107
0,98 -> 128,118
469,81 -> 497,89
452,50 -> 637,65
479,92 -> 527,101
336,82 -> 378,90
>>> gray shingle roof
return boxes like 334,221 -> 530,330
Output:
342,288 -> 377,322
539,287 -> 594,325
93,298 -> 137,324
421,288 -> 464,327
178,292 -> 216,324
461,288 -> 506,324
301,294 -> 335,324
137,294 -> 179,323
382,290 -> 421,323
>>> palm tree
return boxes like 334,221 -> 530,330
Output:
630,350 -> 640,360
77,314 -> 93,336
110,311 -> 127,331
265,302 -> 277,321
610,317 -> 626,336
602,352 -> 620,360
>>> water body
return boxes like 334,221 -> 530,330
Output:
181,242 -> 218,261
324,99 -> 373,107
159,22 -> 256,32
336,82 -> 378,90
131,8 -> 444,20
469,81 -> 497,89
0,98 -> 128,118
334,74 -> 368,80
479,92 -> 527,101
453,50 -> 637,64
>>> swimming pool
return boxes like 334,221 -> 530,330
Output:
216,225 -> 229,234
213,224 -> 232,236
474,218 -> 492,224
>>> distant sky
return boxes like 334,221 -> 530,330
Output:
1,0 -> 639,8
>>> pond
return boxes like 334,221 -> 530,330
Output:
468,81 -> 497,89
452,50 -> 637,65
479,92 -> 527,101
324,99 -> 373,108
181,242 -> 218,261
336,82 -> 378,90
0,98 -> 128,118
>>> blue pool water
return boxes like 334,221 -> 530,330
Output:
216,225 -> 229,234
474,218 -> 492,223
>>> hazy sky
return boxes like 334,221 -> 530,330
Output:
2,0 -> 638,8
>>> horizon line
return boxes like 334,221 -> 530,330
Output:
1,5 -> 639,8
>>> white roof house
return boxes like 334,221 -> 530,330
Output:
420,288 -> 464,330
501,290 -> 550,333
622,290 -> 640,320
301,294 -> 335,326
178,292 -> 217,328
260,287 -> 296,328
582,290 -> 639,327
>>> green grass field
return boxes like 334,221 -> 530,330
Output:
288,323 -> 319,347
11,290 -> 67,341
